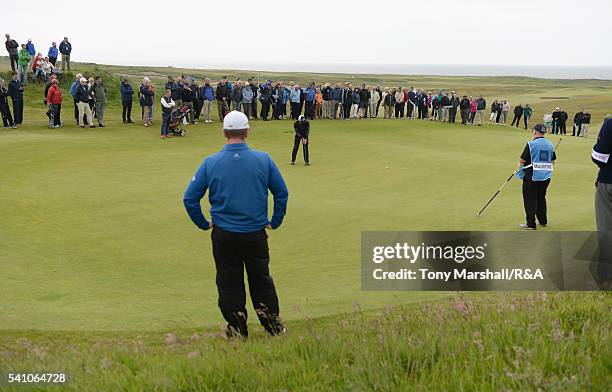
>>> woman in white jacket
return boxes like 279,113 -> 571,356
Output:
369,87 -> 380,119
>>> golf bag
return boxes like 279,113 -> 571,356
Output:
168,106 -> 189,136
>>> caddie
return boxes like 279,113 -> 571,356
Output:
516,124 -> 557,230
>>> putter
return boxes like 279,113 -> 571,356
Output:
477,138 -> 562,217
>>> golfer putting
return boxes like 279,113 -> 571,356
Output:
183,110 -> 289,338
291,115 -> 310,165
516,124 -> 557,230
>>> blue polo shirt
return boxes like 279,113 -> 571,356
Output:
183,143 -> 288,233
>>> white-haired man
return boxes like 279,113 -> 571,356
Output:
74,77 -> 95,128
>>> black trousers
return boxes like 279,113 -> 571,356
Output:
394,103 -> 404,118
0,102 -> 14,127
49,56 -> 57,66
449,108 -> 457,123
375,100 -> 381,117
260,101 -> 270,120
304,101 -> 314,119
511,114 -> 521,127
460,108 -> 469,124
407,102 -> 413,118
122,100 -> 132,122
291,135 -> 309,163
9,55 -> 18,72
343,102 -> 351,119
12,98 -> 23,124
193,99 -> 203,120
211,227 -> 282,337
559,121 -> 566,135
522,178 -> 550,228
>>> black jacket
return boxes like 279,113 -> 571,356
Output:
459,97 -> 470,109
181,85 -> 194,102
75,85 -> 90,103
8,80 -> 23,99
294,120 -> 310,138
514,105 -> 524,116
593,118 -> 612,183
215,83 -> 230,101
573,112 -> 583,124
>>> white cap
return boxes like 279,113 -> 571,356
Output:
223,110 -> 249,131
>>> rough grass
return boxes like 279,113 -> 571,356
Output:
1,292 -> 610,391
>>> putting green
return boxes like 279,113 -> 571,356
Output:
0,111 -> 598,332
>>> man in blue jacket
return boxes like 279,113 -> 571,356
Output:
120,78 -> 134,123
59,37 -> 72,71
70,73 -> 82,124
592,117 -> 612,287
183,110 -> 288,338
303,82 -> 316,120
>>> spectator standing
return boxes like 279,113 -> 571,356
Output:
91,76 -> 108,127
59,37 -> 72,72
289,84 -> 301,120
314,88 -> 323,119
231,81 -> 243,112
17,44 -> 31,84
551,108 -> 560,134
304,83 -> 316,120
500,100 -> 510,124
351,87 -> 361,118
489,99 -> 499,123
25,39 -> 35,74
192,79 -> 202,123
258,81 -> 272,121
459,95 -> 470,125
573,110 -> 583,136
523,104 -> 532,130
476,95 -> 487,126
70,74 -> 82,124
160,88 -> 175,139
241,83 -> 253,118
580,110 -> 591,137
511,104 -> 524,127
120,78 -> 134,123
382,88 -> 393,119
201,78 -> 215,123
469,97 -> 477,124
558,108 -> 568,135
369,87 -> 380,118
0,78 -> 15,128
321,83 -> 331,119
394,88 -> 404,119
448,91 -> 459,123
358,85 -> 370,118
139,77 -> 154,127
46,78 -> 62,128
8,73 -> 24,126
248,78 -> 258,120
216,77 -> 231,121
331,83 -> 342,119
48,42 -> 58,65
5,34 -> 19,72
181,81 -> 195,124
74,77 -> 95,128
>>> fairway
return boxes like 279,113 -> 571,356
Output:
0,113 -> 598,332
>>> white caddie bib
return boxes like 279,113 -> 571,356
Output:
592,149 -> 610,164
532,162 -> 553,171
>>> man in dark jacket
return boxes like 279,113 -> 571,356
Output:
215,77 -> 231,120
259,81 -> 272,121
580,111 -> 591,137
8,73 -> 24,126
191,79 -> 202,123
459,95 -> 470,125
592,117 -> 612,286
0,77 -> 15,128
476,96 -> 487,126
572,110 -> 583,136
558,109 -> 568,135
341,83 -> 353,120
5,34 -> 19,72
120,78 -> 134,123
449,92 -> 459,123
165,76 -> 182,106
374,86 -> 383,117
511,104 -> 524,128
58,37 -> 72,71
291,115 -> 310,165
247,78 -> 258,119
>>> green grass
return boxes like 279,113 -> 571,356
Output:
0,60 -> 610,390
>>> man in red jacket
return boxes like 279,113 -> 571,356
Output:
46,77 -> 62,128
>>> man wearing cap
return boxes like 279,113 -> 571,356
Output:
516,124 -> 556,230
183,111 -> 289,338
592,117 -> 612,287
291,115 -> 310,166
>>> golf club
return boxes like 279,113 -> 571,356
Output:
477,138 -> 562,217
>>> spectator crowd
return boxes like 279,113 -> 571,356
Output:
1,33 -> 594,140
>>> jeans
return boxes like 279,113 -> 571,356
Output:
211,226 -> 284,337
122,100 -> 132,122
161,111 -> 171,136
17,64 -> 28,83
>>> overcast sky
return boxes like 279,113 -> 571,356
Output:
3,0 -> 611,70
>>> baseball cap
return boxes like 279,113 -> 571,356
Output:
223,110 -> 249,131
532,124 -> 546,133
